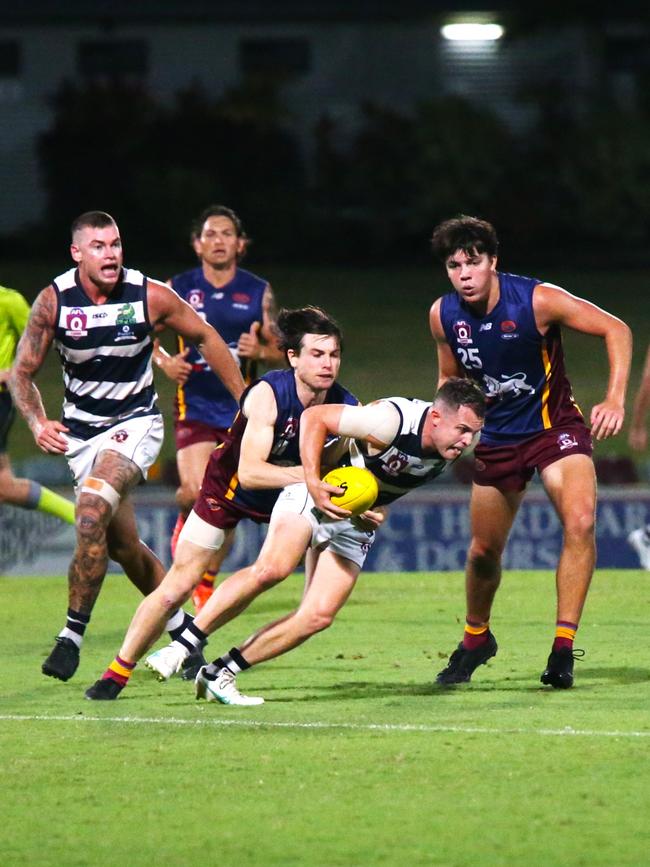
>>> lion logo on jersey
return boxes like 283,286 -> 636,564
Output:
483,372 -> 535,398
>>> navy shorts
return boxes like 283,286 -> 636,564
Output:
473,423 -> 593,492
0,390 -> 15,453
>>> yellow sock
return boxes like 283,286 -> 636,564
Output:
37,485 -> 76,525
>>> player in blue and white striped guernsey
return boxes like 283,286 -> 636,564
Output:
9,211 -> 246,682
154,378 -> 485,706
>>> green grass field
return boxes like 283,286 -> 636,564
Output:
3,569 -> 650,866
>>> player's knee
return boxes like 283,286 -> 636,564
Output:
250,559 -> 289,591
299,607 -> 336,636
75,502 -> 107,550
563,504 -> 595,539
468,539 -> 502,576
156,567 -> 195,609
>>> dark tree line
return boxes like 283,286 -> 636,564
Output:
35,77 -> 650,264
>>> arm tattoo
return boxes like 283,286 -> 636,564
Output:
8,286 -> 57,430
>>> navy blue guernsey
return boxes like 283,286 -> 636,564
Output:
357,398 -> 449,506
440,272 -> 583,445
52,267 -> 158,440
203,368 -> 358,520
172,266 -> 267,429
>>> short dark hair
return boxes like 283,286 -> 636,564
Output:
431,215 -> 498,262
71,211 -> 116,239
191,204 -> 246,240
276,306 -> 343,359
434,377 -> 486,419
190,205 -> 249,262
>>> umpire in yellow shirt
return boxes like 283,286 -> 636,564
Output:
0,284 -> 75,523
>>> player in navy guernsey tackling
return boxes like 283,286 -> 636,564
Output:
153,205 -> 283,613
85,306 -> 357,700
9,211 -> 245,683
177,378 -> 485,707
429,215 -> 632,689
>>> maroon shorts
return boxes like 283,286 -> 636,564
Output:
473,423 -> 593,492
174,418 -> 229,451
192,440 -> 273,530
193,494 -> 247,531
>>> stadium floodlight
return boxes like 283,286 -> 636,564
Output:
440,23 -> 505,41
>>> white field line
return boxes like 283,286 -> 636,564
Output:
1,713 -> 649,739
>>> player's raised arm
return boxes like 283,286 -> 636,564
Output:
429,297 -> 464,387
533,283 -> 633,440
147,278 -> 245,401
9,285 -> 69,453
237,381 -> 304,490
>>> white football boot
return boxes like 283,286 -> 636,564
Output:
145,643 -> 189,681
628,527 -> 650,570
194,665 -> 264,706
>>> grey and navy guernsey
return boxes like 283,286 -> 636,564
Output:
357,397 -> 449,506
52,267 -> 159,441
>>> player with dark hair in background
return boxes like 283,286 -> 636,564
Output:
154,204 -> 283,612
429,214 -> 632,689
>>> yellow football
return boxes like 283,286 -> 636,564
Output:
322,466 -> 379,516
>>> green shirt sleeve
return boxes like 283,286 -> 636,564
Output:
0,286 -> 31,369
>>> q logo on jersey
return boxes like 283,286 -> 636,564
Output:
64,308 -> 88,339
453,320 -> 473,346
187,289 -> 204,309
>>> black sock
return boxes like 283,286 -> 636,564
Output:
205,647 -> 251,679
168,611 -> 194,642
58,608 -> 90,647
175,620 -> 209,654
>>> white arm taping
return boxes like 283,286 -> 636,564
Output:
338,401 -> 400,447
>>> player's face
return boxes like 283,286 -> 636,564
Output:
194,215 -> 244,270
290,334 -> 341,392
426,404 -> 483,459
445,248 -> 497,305
70,224 -> 123,289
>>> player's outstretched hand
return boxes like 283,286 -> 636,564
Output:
590,399 -> 625,440
34,419 -> 69,454
237,321 -> 261,359
308,479 -> 352,520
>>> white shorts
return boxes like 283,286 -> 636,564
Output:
273,483 -> 375,569
64,414 -> 164,488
